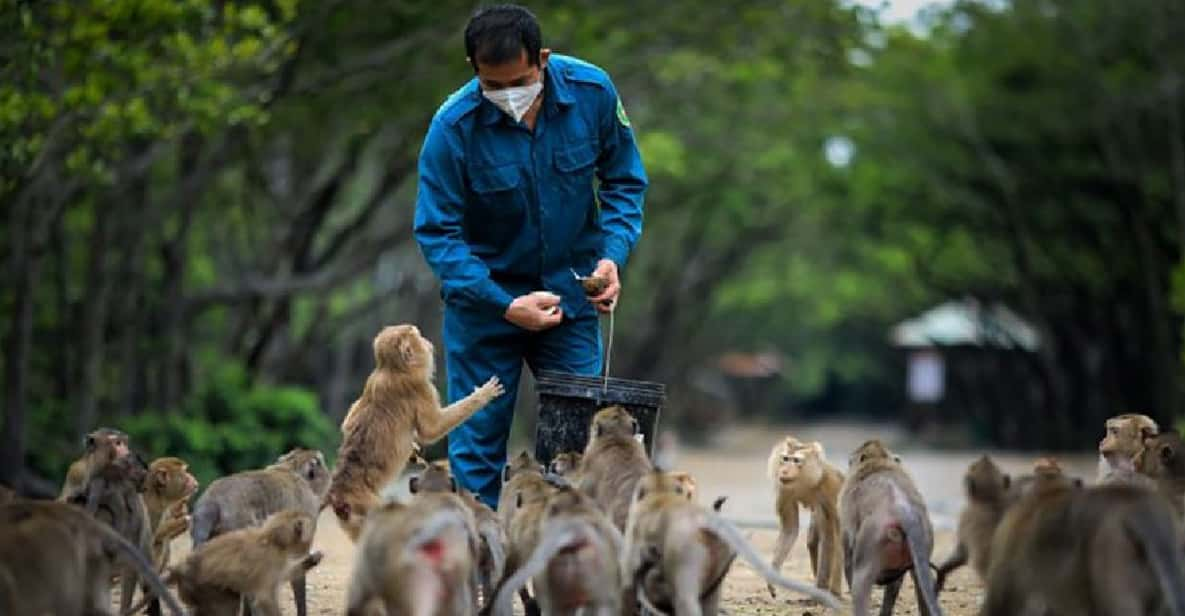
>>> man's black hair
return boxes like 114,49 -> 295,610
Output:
464,4 -> 542,70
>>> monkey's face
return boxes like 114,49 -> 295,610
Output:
590,406 -> 638,439
86,429 -> 131,461
773,448 -> 824,487
1099,415 -> 1158,461
667,472 -> 696,501
548,453 -> 581,476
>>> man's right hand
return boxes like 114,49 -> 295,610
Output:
504,291 -> 563,331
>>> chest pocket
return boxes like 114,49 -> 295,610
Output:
554,140 -> 597,177
468,163 -> 524,231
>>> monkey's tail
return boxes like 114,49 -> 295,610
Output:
898,507 -> 944,616
120,569 -> 177,616
1124,503 -> 1185,616
483,519 -> 591,616
701,511 -> 841,609
42,503 -> 186,616
477,519 -> 507,593
189,500 -> 218,546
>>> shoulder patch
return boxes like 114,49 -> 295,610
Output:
616,97 -> 631,127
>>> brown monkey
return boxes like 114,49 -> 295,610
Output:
486,486 -> 623,616
1097,413 -> 1159,480
59,426 -> 131,501
410,460 -> 508,608
345,494 -> 479,616
326,324 -> 504,540
546,452 -> 583,483
190,447 -> 329,616
621,470 -> 841,614
0,500 -> 184,616
1010,456 -> 1072,499
1138,431 -> 1185,519
143,457 -> 200,572
168,510 -> 323,616
934,455 -> 1011,592
766,436 -> 845,597
499,453 -> 560,616
68,450 -> 162,616
983,476 -> 1185,616
839,439 -> 943,616
666,470 -> 698,502
578,405 -> 652,530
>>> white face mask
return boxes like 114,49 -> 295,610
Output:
482,80 -> 543,123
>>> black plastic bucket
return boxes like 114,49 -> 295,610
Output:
533,370 -> 666,467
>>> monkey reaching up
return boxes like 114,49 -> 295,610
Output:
326,324 -> 504,540
168,510 -> 323,616
578,406 -> 652,530
934,455 -> 1011,593
839,439 -> 943,616
766,436 -> 845,597
58,426 -> 131,502
1097,413 -> 1159,481
346,494 -> 479,616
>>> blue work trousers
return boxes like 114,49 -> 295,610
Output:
444,306 -> 602,508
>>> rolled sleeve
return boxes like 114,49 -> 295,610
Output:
595,78 -> 648,270
413,119 -> 515,315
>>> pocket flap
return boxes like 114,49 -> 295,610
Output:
555,141 -> 597,172
470,164 -> 521,193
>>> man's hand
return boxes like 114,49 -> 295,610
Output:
588,259 -> 621,313
505,291 -> 564,331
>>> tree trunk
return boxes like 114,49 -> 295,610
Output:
75,203 -> 116,436
1,205 -> 40,487
160,133 -> 204,410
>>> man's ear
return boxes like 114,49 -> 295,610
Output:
540,48 -> 552,68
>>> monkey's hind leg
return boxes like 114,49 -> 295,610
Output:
877,576 -> 903,616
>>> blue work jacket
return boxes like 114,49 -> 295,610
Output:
414,54 -> 648,321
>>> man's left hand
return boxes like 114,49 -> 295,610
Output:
588,259 -> 620,313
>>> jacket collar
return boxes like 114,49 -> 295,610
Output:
476,62 -> 575,126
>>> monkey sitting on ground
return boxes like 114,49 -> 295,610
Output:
1097,413 -> 1159,481
578,406 -> 653,530
839,439 -> 943,616
143,457 -> 200,572
410,460 -> 507,609
325,324 -> 504,541
346,493 -> 480,616
766,436 -> 845,597
622,470 -> 841,614
0,500 -> 184,616
982,465 -> 1185,616
166,510 -> 323,616
59,426 -> 131,501
190,447 -> 329,616
934,455 -> 1011,593
486,486 -> 624,616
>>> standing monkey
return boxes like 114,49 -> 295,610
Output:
59,426 -> 131,501
766,436 -> 845,597
934,455 -> 1011,592
578,405 -> 652,530
839,439 -> 943,616
325,324 -> 504,540
143,457 -> 200,572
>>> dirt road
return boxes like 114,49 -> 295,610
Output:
164,421 -> 1095,615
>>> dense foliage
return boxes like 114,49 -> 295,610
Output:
4,0 -> 1184,489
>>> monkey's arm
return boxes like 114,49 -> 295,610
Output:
766,499 -> 799,598
417,377 -> 503,443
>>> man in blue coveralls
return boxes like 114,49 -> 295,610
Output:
413,4 -> 648,508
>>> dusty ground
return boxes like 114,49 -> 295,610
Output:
161,421 -> 1096,615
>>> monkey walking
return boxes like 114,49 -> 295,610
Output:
983,469 -> 1185,616
325,324 -> 504,541
839,440 -> 943,616
410,460 -> 508,609
189,447 -> 329,616
933,455 -> 1011,593
0,500 -> 184,616
766,436 -> 845,597
622,470 -> 842,615
346,494 -> 480,616
154,509 -> 323,616
485,486 -> 624,616
578,405 -> 653,531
